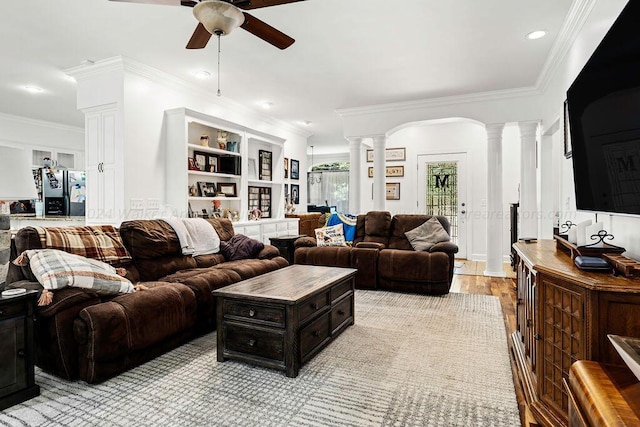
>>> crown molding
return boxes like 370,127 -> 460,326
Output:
535,0 -> 598,92
0,111 -> 83,134
67,56 -> 312,139
336,86 -> 540,118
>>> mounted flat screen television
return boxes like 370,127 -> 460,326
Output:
567,0 -> 640,216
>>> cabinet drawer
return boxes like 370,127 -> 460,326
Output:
223,323 -> 285,361
330,279 -> 352,303
298,292 -> 329,323
331,295 -> 353,332
244,225 -> 261,236
276,222 -> 288,231
263,223 -> 277,233
0,300 -> 27,321
288,221 -> 299,231
223,301 -> 285,327
300,312 -> 330,360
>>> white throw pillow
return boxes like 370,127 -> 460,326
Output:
405,217 -> 450,251
315,224 -> 347,247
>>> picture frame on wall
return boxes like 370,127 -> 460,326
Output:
366,148 -> 406,162
284,157 -> 289,179
290,159 -> 300,180
386,183 -> 401,200
368,165 -> 405,178
563,99 -> 572,159
291,184 -> 300,204
217,182 -> 237,197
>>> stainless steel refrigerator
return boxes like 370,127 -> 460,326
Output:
41,169 -> 86,216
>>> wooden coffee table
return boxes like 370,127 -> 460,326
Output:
213,264 -> 357,377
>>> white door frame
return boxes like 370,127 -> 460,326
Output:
417,152 -> 468,259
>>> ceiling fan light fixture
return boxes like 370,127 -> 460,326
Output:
193,0 -> 245,36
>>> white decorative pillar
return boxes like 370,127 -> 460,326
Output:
372,135 -> 386,211
484,123 -> 506,277
348,137 -> 363,214
539,133 -> 554,239
519,121 -> 539,238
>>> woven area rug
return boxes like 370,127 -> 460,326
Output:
0,291 -> 520,427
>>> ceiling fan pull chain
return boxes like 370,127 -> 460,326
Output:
217,32 -> 222,97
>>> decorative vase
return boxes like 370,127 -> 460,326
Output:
217,131 -> 227,150
200,135 -> 210,147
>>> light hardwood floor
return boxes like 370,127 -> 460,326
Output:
451,264 -> 527,427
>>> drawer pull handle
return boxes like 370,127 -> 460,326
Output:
313,331 -> 321,337
248,339 -> 256,347
17,349 -> 25,358
311,303 -> 318,310
338,310 -> 345,315
249,310 -> 256,317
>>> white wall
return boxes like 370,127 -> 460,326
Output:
0,112 -> 84,165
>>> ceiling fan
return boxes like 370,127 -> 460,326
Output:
109,0 -> 304,50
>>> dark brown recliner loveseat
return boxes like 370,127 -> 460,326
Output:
294,211 -> 458,294
6,218 -> 288,383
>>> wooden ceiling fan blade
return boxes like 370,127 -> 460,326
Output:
232,0 -> 305,10
240,12 -> 295,50
186,23 -> 213,49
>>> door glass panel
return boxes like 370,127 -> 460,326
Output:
425,162 -> 458,243
57,152 -> 75,169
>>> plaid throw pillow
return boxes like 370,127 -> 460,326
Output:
19,249 -> 134,295
33,225 -> 132,265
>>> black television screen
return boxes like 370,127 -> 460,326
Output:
567,0 -> 640,216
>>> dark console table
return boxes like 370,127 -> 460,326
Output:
269,234 -> 305,265
0,290 -> 40,410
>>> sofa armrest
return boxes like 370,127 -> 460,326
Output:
257,244 -> 280,259
355,242 -> 385,250
429,242 -> 459,254
294,236 -> 318,248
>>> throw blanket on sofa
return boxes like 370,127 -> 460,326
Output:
326,213 -> 358,244
31,225 -> 132,265
162,218 -> 220,256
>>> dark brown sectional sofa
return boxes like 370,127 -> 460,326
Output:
294,211 -> 458,294
6,218 -> 288,383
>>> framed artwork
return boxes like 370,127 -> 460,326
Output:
259,150 -> 272,181
564,99 -> 572,159
368,165 -> 405,178
217,182 -> 237,197
284,183 -> 289,198
290,159 -> 299,180
206,154 -> 219,173
291,184 -> 300,204
366,148 -> 407,162
193,151 -> 208,172
284,157 -> 289,179
188,158 -> 199,171
198,181 -> 217,197
386,183 -> 401,200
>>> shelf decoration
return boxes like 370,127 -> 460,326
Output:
290,159 -> 299,180
259,150 -> 272,181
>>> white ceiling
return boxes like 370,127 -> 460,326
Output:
0,0 -> 573,149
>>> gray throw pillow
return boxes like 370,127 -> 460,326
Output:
405,217 -> 450,251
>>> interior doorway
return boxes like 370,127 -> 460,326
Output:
417,153 -> 468,259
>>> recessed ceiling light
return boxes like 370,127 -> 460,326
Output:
193,70 -> 211,79
23,85 -> 44,94
526,30 -> 546,40
262,102 -> 274,109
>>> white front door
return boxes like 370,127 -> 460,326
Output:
417,153 -> 468,259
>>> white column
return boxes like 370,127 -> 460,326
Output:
348,137 -> 362,214
484,123 -> 506,277
539,133 -> 554,239
519,121 -> 539,238
372,135 -> 386,211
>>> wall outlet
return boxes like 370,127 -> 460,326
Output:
130,199 -> 145,210
147,199 -> 160,210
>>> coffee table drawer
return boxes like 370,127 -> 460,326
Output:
223,301 -> 285,327
331,294 -> 353,332
300,312 -> 331,360
330,279 -> 352,303
299,292 -> 329,323
224,323 -> 285,361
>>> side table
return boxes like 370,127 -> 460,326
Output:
269,235 -> 305,265
0,289 -> 40,410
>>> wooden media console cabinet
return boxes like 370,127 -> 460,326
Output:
512,240 -> 640,426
